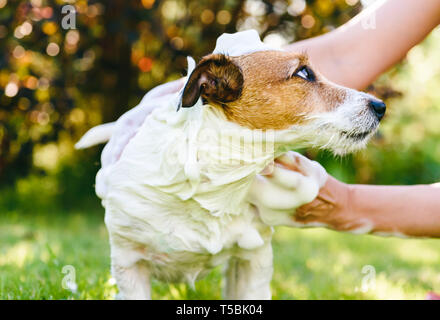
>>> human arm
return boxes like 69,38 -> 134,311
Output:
284,0 -> 440,89
100,79 -> 185,167
140,78 -> 185,101
255,152 -> 440,238
293,174 -> 440,238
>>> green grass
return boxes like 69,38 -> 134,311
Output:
1,208 -> 439,300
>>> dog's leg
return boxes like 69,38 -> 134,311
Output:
111,260 -> 151,300
223,242 -> 273,300
109,240 -> 151,300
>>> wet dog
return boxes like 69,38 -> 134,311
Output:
76,31 -> 385,299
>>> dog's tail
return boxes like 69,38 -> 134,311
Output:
75,122 -> 115,149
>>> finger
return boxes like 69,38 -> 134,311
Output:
259,161 -> 274,176
275,151 -> 315,174
275,152 -> 302,172
269,164 -> 304,189
278,152 -> 328,187
297,157 -> 328,188
250,175 -> 319,210
310,160 -> 328,188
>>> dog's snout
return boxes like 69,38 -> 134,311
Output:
368,99 -> 386,121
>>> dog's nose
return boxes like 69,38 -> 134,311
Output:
368,99 -> 386,121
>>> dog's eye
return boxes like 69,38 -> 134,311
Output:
294,66 -> 315,82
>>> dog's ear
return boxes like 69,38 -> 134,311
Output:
180,54 -> 244,109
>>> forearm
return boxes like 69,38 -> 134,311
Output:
346,181 -> 440,237
285,0 -> 440,89
296,176 -> 440,238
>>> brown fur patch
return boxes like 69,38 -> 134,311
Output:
219,51 -> 347,130
183,51 -> 349,130
181,54 -> 244,108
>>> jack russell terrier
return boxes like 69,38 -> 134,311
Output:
76,30 -> 385,299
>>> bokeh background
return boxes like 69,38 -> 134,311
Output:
1,0 -> 439,300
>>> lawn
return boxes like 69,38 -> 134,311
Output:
1,205 -> 439,300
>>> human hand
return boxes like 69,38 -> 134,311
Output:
248,151 -> 331,226
100,79 -> 185,167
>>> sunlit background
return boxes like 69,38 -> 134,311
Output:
1,0 -> 439,300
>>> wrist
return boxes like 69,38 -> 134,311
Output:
294,175 -> 350,229
318,176 -> 353,230
328,181 -> 379,234
310,176 -> 366,233
327,179 -> 358,231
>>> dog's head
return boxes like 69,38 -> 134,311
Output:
181,51 -> 385,155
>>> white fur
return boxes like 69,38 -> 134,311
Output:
78,31 -> 379,300
276,88 -> 380,155
74,122 -> 115,149
101,87 -> 278,298
98,85 -> 374,299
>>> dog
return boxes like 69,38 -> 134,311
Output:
76,30 -> 385,299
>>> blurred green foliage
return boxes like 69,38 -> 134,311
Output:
0,0 -> 439,207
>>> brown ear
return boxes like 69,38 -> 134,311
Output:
180,54 -> 244,109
